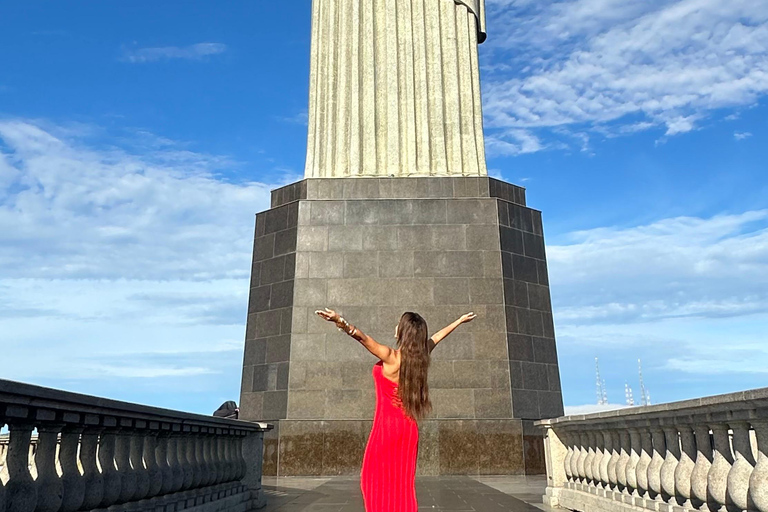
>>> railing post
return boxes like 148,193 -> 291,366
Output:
636,425 -> 652,498
115,420 -> 138,504
97,419 -> 121,509
607,430 -> 620,491
675,424 -> 696,509
750,419 -> 768,512
58,424 -> 85,512
616,429 -> 630,493
540,423 -> 567,507
727,420 -> 756,511
80,420 -> 105,510
708,422 -> 733,512
691,423 -> 713,510
33,420 -> 63,512
4,414 -> 37,512
167,425 -> 185,493
143,423 -> 162,500
660,425 -> 681,504
241,429 -> 266,509
157,425 -> 175,497
626,427 -> 641,497
648,425 -> 665,501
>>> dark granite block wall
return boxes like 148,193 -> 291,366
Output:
240,177 -> 563,476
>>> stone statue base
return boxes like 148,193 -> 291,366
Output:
239,177 -> 564,476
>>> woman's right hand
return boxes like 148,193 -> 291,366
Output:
459,312 -> 477,324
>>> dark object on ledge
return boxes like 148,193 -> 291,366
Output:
213,400 -> 239,419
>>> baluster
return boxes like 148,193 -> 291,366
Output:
115,426 -> 137,504
58,426 -> 84,512
584,431 -> 596,486
80,425 -> 105,510
130,424 -> 150,501
188,428 -> 202,490
576,432 -> 588,485
707,423 -> 733,512
691,423 -> 713,509
97,427 -> 121,508
636,426 -> 652,498
562,432 -> 574,483
592,431 -> 605,489
215,434 -> 226,485
203,430 -> 214,487
598,430 -> 611,491
236,431 -> 248,481
608,431 -> 620,491
727,421 -> 755,511
226,432 -> 238,483
0,425 -> 5,512
157,429 -> 174,496
661,426 -> 681,503
167,429 -> 184,493
33,424 -> 63,512
674,425 -> 696,509
5,422 -> 37,512
617,430 -> 631,493
750,420 -> 768,512
180,429 -> 195,491
143,427 -> 162,499
220,431 -> 231,484
626,428 -> 641,496
648,426 -> 665,501
194,428 -> 208,489
570,432 -> 581,483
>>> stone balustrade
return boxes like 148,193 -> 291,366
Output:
537,388 -> 768,512
0,379 -> 272,512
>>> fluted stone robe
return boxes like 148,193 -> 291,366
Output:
305,0 -> 488,178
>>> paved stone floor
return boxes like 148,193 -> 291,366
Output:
261,475 -> 553,512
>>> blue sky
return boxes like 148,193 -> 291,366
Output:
1,0 -> 766,415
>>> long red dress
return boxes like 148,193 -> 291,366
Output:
360,361 -> 419,512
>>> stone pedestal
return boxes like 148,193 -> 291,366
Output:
239,176 -> 564,476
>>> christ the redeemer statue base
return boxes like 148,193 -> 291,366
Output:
239,176 -> 564,476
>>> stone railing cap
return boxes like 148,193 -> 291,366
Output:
0,378 -> 273,431
534,386 -> 768,428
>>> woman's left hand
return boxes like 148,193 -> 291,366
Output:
315,308 -> 340,322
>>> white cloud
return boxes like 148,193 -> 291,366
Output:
122,43 -> 227,63
0,120 -> 289,411
734,131 -> 753,140
483,0 -> 768,151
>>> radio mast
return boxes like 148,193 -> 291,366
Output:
625,383 -> 635,406
595,358 -> 608,405
638,359 -> 651,406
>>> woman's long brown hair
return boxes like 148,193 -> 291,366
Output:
396,312 -> 432,421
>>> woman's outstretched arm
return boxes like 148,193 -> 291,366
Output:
315,308 -> 397,365
430,312 -> 477,350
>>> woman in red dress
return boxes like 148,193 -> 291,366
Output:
316,308 -> 476,512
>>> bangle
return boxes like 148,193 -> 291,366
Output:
336,316 -> 356,336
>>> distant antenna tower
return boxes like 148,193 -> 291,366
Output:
625,383 -> 635,406
595,358 -> 608,405
638,359 -> 651,406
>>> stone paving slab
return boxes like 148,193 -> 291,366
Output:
260,476 -> 553,512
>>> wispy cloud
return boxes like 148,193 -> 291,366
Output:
483,0 -> 768,152
0,120 -> 285,410
734,131 -> 753,140
122,43 -> 227,63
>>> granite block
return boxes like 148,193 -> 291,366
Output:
468,278 -> 503,304
523,232 -> 546,260
322,421 -> 368,475
427,360 -> 456,388
527,283 -> 551,312
512,389 -> 540,419
290,334 -> 326,362
531,210 -> 544,236
243,339 -> 267,366
482,251 -> 502,278
326,389 -> 374,419
473,332 -> 507,360
477,420 -> 525,475
241,365 -> 254,393
433,278 -> 470,305
414,251 -> 485,278
265,205 -> 290,234
431,388 -> 475,418
288,361 -> 343,390
309,252 -> 345,279
280,308 -> 293,335
536,260 -> 550,286
239,392 -> 264,422
508,334 -> 535,362
547,365 -> 562,392
539,391 -> 565,418
255,310 -> 282,338
296,226 -> 328,252
430,333 -> 473,361
252,365 -> 269,392
397,225 -> 466,251
270,281 -> 294,310
343,252 -> 378,278
293,279 -> 327,306
249,285 -> 271,314
489,360 -> 512,389
286,390 -> 327,419
274,227 -> 298,256
500,227 -> 524,255
329,225 -> 364,252
345,201 -> 381,225
512,255 -> 538,284
521,362 -> 550,391
533,337 -> 558,365
266,335 -> 291,363
453,360 -> 492,388
263,391 -> 288,420
517,308 -> 544,337
254,234 -> 275,262
497,200 -> 510,227
474,389 -> 513,418
276,362 -> 290,391
310,201 -> 345,225
446,199 -> 497,225
278,420 -> 324,476
378,251 -> 415,277
438,420 -> 478,474
523,435 -> 547,475
361,225 -> 399,250
261,255 -> 286,285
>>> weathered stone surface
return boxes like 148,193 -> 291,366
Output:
240,177 -> 563,475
